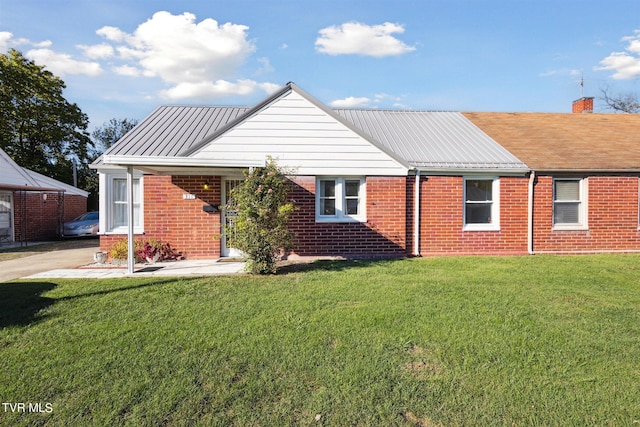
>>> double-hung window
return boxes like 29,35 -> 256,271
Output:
101,172 -> 143,233
0,193 -> 11,230
464,177 -> 500,230
316,177 -> 365,222
112,178 -> 141,229
553,178 -> 587,229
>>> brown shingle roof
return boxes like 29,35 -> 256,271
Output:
463,112 -> 640,171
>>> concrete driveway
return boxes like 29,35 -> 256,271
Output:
0,240 -> 99,282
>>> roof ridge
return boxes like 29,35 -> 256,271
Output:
332,108 -> 458,113
156,105 -> 251,109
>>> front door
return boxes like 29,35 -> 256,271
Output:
221,178 -> 244,257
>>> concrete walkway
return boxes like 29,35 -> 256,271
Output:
23,259 -> 245,279
0,241 -> 99,282
1,241 -> 245,281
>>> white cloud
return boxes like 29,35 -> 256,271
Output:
316,22 -> 416,57
0,31 -> 50,52
373,93 -> 410,108
4,12 -> 277,100
161,79 -> 279,100
539,68 -> 581,78
94,11 -> 278,100
256,57 -> 274,74
597,30 -> 640,79
113,65 -> 142,77
32,40 -> 53,48
98,11 -> 256,84
96,26 -> 129,43
77,43 -> 114,59
26,48 -> 103,76
1,32 -> 102,77
116,46 -> 145,60
329,96 -> 371,108
0,32 -> 13,52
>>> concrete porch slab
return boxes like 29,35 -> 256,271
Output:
22,259 -> 246,279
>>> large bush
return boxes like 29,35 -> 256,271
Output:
227,158 -> 295,274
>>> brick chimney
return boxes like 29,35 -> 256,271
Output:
572,97 -> 594,114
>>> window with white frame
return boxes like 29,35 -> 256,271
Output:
316,177 -> 365,222
553,178 -> 587,229
0,192 -> 12,230
464,177 -> 500,230
108,176 -> 142,232
112,178 -> 141,228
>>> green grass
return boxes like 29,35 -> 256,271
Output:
1,255 -> 639,426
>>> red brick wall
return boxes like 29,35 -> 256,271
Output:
97,172 -> 640,259
65,195 -> 88,222
13,192 -> 87,241
532,175 -> 640,253
418,175 -> 529,255
100,174 -> 408,259
572,97 -> 594,114
288,176 -> 408,257
100,175 -> 222,259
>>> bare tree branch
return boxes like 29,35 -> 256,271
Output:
600,86 -> 640,113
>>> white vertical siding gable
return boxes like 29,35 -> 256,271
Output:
190,90 -> 408,176
0,148 -> 38,187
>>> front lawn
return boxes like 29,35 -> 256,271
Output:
1,255 -> 639,426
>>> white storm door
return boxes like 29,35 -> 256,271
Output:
221,178 -> 244,257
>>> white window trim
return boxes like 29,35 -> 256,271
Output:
315,177 -> 366,223
0,191 -> 14,240
99,172 -> 145,234
552,177 -> 588,231
463,177 -> 500,231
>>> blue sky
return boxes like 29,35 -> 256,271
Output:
2,0 -> 640,131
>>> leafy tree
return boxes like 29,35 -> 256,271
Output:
600,87 -> 640,113
0,49 -> 92,183
91,118 -> 138,155
82,118 -> 138,209
227,158 -> 295,274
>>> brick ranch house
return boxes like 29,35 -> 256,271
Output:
1,147 -> 88,244
93,83 -> 640,264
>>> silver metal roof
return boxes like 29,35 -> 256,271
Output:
104,105 -> 250,158
98,87 -> 527,173
334,109 -> 527,170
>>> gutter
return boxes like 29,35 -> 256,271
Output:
414,167 -> 529,176
102,155 -> 264,169
413,170 -> 421,256
527,170 -> 535,255
533,168 -> 640,173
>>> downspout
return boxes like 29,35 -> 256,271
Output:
127,166 -> 135,274
527,170 -> 535,255
413,170 -> 421,256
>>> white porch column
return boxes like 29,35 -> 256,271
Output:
127,166 -> 135,274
